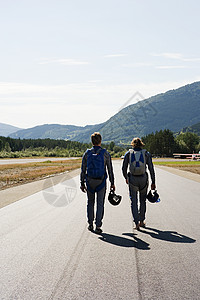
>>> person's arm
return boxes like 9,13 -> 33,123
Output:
122,151 -> 130,184
146,151 -> 156,190
105,151 -> 115,190
80,151 -> 87,192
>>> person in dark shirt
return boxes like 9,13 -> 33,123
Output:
80,132 -> 115,234
122,137 -> 156,230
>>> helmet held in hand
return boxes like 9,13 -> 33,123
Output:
108,190 -> 122,206
146,190 -> 160,203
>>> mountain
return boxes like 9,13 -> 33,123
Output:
9,123 -> 104,141
181,121 -> 200,136
9,81 -> 200,143
97,81 -> 200,143
0,123 -> 22,137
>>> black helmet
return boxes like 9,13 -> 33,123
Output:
108,190 -> 122,206
146,190 -> 160,203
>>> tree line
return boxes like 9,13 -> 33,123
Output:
0,136 -> 125,158
0,137 -> 90,158
0,136 -> 90,152
142,129 -> 200,156
0,129 -> 199,158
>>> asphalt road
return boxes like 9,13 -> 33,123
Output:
0,161 -> 199,300
0,157 -> 192,165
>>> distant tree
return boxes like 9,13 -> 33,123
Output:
161,129 -> 177,156
196,143 -> 200,153
4,142 -> 11,152
176,132 -> 199,153
142,129 -> 176,156
0,139 -> 3,151
108,141 -> 115,151
0,136 -> 126,158
113,145 -> 122,153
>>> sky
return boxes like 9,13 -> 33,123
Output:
0,0 -> 200,129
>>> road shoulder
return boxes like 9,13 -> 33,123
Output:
0,169 -> 80,209
1,164 -> 199,210
156,165 -> 200,183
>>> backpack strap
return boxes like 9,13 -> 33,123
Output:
129,149 -> 146,162
100,148 -> 106,156
141,149 -> 147,163
129,149 -> 134,165
87,147 -> 105,155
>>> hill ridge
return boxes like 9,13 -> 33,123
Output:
0,123 -> 22,137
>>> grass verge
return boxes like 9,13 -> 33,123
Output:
154,161 -> 200,175
0,159 -> 82,190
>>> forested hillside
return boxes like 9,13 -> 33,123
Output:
181,121 -> 200,136
0,123 -> 22,137
97,81 -> 200,143
9,124 -> 99,140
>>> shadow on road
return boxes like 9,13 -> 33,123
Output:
98,232 -> 150,250
139,227 -> 196,243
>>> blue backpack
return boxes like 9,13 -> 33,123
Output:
87,148 -> 106,179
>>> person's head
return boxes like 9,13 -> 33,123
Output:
91,132 -> 102,146
131,137 -> 145,148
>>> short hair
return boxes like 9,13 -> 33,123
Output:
91,132 -> 102,145
131,137 -> 145,148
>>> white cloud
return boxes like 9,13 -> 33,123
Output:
182,57 -> 200,62
151,52 -> 183,60
151,52 -> 200,62
104,54 -> 127,58
156,65 -> 187,69
38,58 -> 89,65
122,62 -> 153,68
87,80 -> 103,83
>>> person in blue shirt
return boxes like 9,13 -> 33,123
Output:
122,137 -> 156,230
80,132 -> 115,234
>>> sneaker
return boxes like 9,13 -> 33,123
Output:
95,227 -> 102,234
139,221 -> 146,228
88,224 -> 93,232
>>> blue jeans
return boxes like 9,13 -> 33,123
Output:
87,186 -> 106,227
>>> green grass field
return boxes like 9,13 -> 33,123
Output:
0,159 -> 82,190
153,160 -> 200,176
154,161 -> 200,166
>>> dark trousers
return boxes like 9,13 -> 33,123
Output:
128,173 -> 148,225
87,186 -> 106,228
